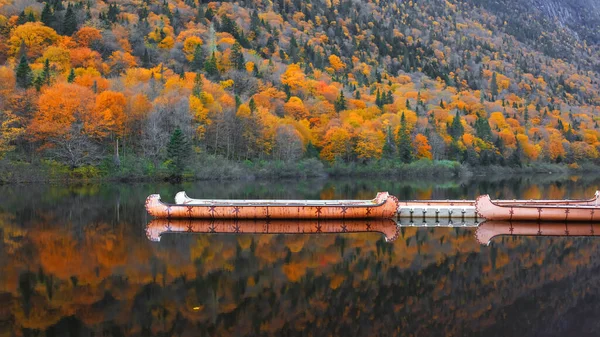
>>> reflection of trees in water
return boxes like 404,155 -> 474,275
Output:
1,175 -> 600,335
1,174 -> 599,230
2,223 -> 600,335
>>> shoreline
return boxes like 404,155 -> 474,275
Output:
1,157 -> 597,185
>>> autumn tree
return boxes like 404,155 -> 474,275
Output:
0,110 -> 24,158
413,133 -> 432,160
320,127 -> 351,163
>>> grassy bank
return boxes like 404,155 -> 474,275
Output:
0,156 -> 597,184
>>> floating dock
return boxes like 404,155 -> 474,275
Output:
397,200 -> 478,220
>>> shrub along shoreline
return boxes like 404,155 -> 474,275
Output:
0,155 -> 596,184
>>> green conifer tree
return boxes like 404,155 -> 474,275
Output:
67,68 -> 76,83
16,54 -> 32,89
166,128 -> 190,178
230,41 -> 245,70
192,73 -> 203,97
41,3 -> 55,26
448,110 -> 464,139
397,112 -> 413,163
191,44 -> 204,71
334,91 -> 346,112
63,4 -> 77,36
204,52 -> 219,77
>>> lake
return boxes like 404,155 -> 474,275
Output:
1,173 -> 600,336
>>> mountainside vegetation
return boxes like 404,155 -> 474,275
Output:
1,0 -> 600,179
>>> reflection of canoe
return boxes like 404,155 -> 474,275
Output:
146,192 -> 399,219
145,218 -> 400,242
399,193 -> 600,219
475,192 -> 600,221
476,221 -> 600,245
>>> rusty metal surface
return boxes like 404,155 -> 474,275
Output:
146,192 -> 399,219
475,193 -> 600,221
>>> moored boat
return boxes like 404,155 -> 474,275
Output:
396,195 -> 599,219
476,220 -> 600,245
145,218 -> 400,242
145,192 -> 399,219
475,191 -> 600,221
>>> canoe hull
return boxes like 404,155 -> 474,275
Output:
475,194 -> 600,221
145,192 -> 399,219
146,218 -> 400,242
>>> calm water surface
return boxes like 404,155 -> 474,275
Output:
1,174 -> 600,336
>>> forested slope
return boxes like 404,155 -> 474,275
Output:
1,0 -> 600,177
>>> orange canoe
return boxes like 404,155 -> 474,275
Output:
145,192 -> 399,219
475,192 -> 600,221
145,218 -> 400,242
476,220 -> 600,245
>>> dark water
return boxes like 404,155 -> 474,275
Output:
1,174 -> 600,336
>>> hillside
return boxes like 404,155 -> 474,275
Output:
0,0 -> 600,177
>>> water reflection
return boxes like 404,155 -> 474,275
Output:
477,221 -> 600,245
2,175 -> 600,335
146,218 -> 401,242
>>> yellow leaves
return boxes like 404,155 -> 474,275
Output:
29,83 -> 94,143
498,129 -> 516,148
517,134 -> 540,161
245,61 -> 255,73
284,96 -> 309,120
320,127 -> 351,162
280,63 -> 306,91
236,104 -> 251,118
8,22 -> 59,59
0,66 -> 16,96
69,47 -> 102,69
218,36 -> 236,46
220,79 -> 234,89
0,110 -> 24,158
183,36 -> 203,61
128,93 -> 152,123
40,46 -> 70,72
489,112 -> 508,130
91,91 -> 127,137
414,133 -> 432,159
74,67 -> 110,92
328,54 -> 345,72
158,36 -> 174,49
107,51 -> 137,75
75,27 -> 103,47
190,95 -> 209,138
355,128 -> 385,161
545,132 -> 565,161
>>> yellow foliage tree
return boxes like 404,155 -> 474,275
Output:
284,96 -> 309,120
8,22 -> 59,59
320,127 -> 351,162
355,129 -> 384,161
280,63 -> 306,91
414,133 -> 432,159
